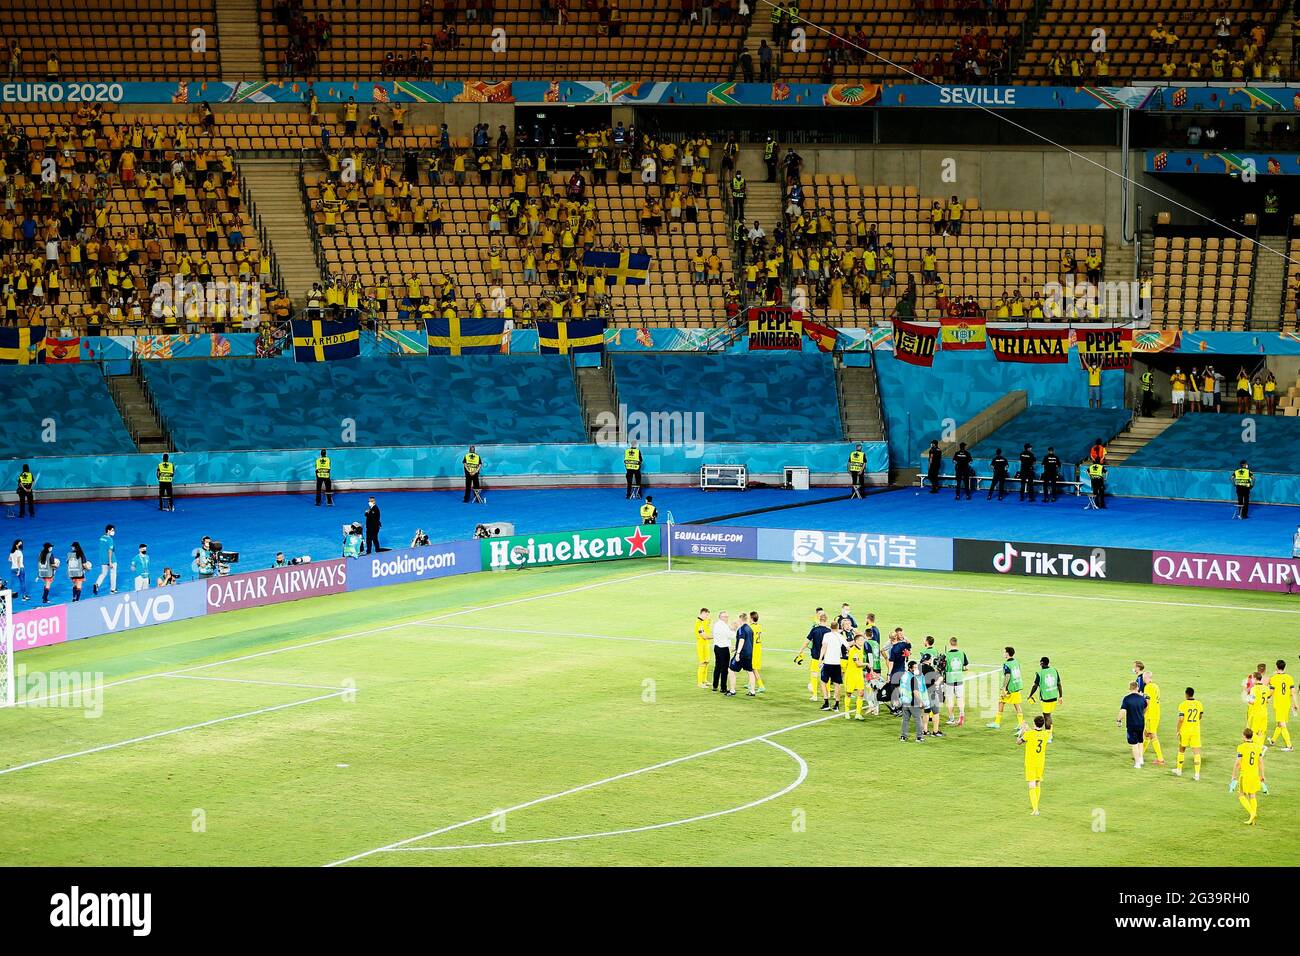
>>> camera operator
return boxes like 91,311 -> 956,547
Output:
342,522 -> 364,558
271,552 -> 289,568
195,536 -> 217,579
474,523 -> 491,540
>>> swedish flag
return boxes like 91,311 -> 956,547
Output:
582,250 -> 651,286
425,316 -> 505,355
292,318 -> 361,363
0,326 -> 45,365
537,318 -> 606,354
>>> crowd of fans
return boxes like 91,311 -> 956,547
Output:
0,105 -> 284,335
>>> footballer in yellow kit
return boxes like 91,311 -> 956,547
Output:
748,610 -> 765,694
1174,688 -> 1204,780
1142,673 -> 1165,765
1267,660 -> 1296,750
842,634 -> 866,719
1020,715 -> 1051,815
1246,676 -> 1270,740
1230,728 -> 1266,825
694,609 -> 711,687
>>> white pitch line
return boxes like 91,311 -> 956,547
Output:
17,568 -> 668,706
158,674 -> 347,692
0,690 -> 351,777
325,711 -> 841,868
670,568 -> 1300,616
391,737 -> 807,854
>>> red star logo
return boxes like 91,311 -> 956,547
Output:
625,528 -> 651,555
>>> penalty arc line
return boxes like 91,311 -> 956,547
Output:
389,737 -> 808,854
325,711 -> 844,867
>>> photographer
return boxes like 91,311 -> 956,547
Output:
156,566 -> 179,587
410,529 -> 431,548
473,523 -> 491,540
271,552 -> 289,568
342,523 -> 364,558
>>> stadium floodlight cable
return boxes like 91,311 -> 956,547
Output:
756,0 -> 1300,270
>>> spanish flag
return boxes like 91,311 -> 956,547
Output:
291,317 -> 361,363
537,318 -> 606,354
802,317 -> 840,353
0,326 -> 45,364
582,250 -> 652,286
43,334 -> 81,364
891,319 -> 938,367
425,316 -> 505,355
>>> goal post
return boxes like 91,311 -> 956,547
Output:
0,589 -> 12,708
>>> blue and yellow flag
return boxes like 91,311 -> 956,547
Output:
292,318 -> 361,363
0,326 -> 45,365
582,250 -> 651,286
425,316 -> 505,355
537,319 -> 606,354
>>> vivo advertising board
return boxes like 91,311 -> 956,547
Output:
65,580 -> 207,642
347,541 -> 482,590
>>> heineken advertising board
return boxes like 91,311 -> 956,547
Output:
482,525 -> 661,569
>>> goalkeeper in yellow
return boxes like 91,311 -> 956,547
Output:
842,631 -> 867,719
694,608 -> 711,688
1267,659 -> 1296,750
1229,727 -> 1267,825
1018,714 -> 1051,816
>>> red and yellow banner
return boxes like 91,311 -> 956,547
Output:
892,319 -> 938,367
43,335 -> 82,364
988,328 -> 1069,364
939,316 -> 987,351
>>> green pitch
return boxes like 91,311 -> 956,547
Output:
2,558 -> 1298,866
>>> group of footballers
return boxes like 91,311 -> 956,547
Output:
692,604 -> 1298,825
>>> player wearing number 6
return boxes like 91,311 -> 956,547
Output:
1173,687 -> 1204,781
1229,727 -> 1267,825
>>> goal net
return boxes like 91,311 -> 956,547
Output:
0,589 -> 12,708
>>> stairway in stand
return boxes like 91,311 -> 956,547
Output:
237,158 -> 325,303
107,370 -> 171,454
1248,235 -> 1288,331
215,0 -> 265,80
1105,414 -> 1175,465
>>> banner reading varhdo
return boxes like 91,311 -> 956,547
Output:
482,524 -> 661,569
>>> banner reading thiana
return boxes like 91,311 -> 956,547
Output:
747,306 -> 803,351
955,538 -> 1152,582
484,524 -> 661,569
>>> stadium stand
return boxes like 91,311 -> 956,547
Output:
0,0 -> 221,80
766,0 -> 1027,84
1018,0 -> 1276,84
611,352 -> 842,442
259,0 -> 743,80
0,365 -> 137,458
783,175 -> 1104,325
1123,413 -> 1300,471
303,128 -> 732,326
967,404 -> 1132,464
0,105 -> 280,334
139,355 -> 588,450
1148,235 -> 1253,330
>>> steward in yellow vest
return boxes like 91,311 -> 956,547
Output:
16,463 -> 35,517
463,446 -> 484,504
156,453 -> 175,511
624,443 -> 643,499
639,496 -> 658,525
315,450 -> 334,506
1233,461 -> 1254,518
848,443 -> 866,499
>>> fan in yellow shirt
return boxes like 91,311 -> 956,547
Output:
1229,728 -> 1266,825
694,609 -> 712,688
1267,660 -> 1296,749
1019,715 -> 1051,815
1173,688 -> 1204,780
